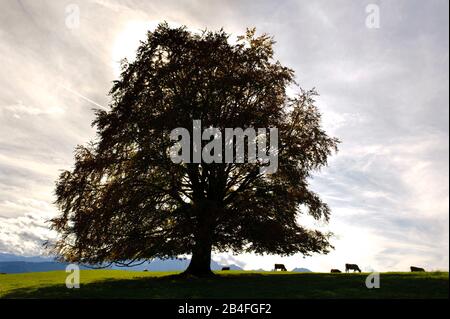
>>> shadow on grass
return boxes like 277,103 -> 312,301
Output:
3,272 -> 448,299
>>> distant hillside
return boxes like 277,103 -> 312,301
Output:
0,253 -> 243,273
291,267 -> 312,272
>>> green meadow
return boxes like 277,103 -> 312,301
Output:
0,270 -> 448,299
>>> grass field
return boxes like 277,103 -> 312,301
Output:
0,270 -> 448,299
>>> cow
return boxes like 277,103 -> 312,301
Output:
274,264 -> 287,271
410,266 -> 425,272
345,263 -> 361,273
330,269 -> 342,273
221,267 -> 230,271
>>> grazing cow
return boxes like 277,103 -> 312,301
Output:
345,263 -> 361,273
410,266 -> 425,272
330,269 -> 342,273
221,267 -> 230,271
274,264 -> 287,271
143,269 -> 148,272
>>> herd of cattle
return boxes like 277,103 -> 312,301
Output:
220,264 -> 427,272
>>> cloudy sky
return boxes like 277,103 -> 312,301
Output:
0,0 -> 448,272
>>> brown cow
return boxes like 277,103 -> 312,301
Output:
274,264 -> 287,271
345,263 -> 361,273
330,269 -> 342,273
410,266 -> 425,272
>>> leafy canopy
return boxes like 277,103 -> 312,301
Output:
50,23 -> 339,266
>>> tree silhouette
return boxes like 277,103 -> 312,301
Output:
49,23 -> 339,277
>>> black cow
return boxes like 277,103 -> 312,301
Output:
330,269 -> 342,273
345,263 -> 361,273
221,267 -> 230,271
274,264 -> 287,271
410,266 -> 425,272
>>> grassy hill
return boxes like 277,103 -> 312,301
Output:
0,270 -> 448,299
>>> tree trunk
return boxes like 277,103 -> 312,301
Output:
184,238 -> 214,277
183,200 -> 217,277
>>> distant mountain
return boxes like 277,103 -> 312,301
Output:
0,253 -> 52,263
291,267 -> 312,272
212,262 -> 243,271
0,261 -> 91,274
0,253 -> 243,273
131,259 -> 243,271
118,259 -> 188,271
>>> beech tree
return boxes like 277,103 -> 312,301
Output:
49,23 -> 339,277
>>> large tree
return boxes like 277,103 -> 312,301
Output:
49,23 -> 339,277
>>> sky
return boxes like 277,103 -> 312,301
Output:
0,0 -> 448,272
